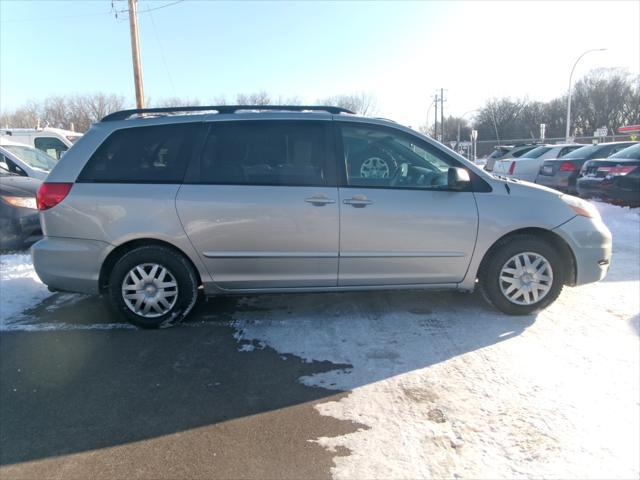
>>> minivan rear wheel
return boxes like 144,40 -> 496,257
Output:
478,235 -> 564,315
108,246 -> 198,328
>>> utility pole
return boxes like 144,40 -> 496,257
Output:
434,93 -> 438,140
440,87 -> 445,143
128,0 -> 145,109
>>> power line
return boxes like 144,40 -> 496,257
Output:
144,0 -> 178,97
0,1 -> 185,23
138,0 -> 185,13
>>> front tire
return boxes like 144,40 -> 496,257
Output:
108,246 -> 199,328
478,235 -> 564,315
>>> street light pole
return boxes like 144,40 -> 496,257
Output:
565,48 -> 606,142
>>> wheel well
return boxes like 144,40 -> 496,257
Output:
478,227 -> 577,286
99,239 -> 203,293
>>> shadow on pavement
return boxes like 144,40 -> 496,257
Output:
0,289 -> 535,472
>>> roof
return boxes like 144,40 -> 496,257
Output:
0,137 -> 32,147
101,105 -> 356,122
0,127 -> 80,136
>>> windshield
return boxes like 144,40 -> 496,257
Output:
520,146 -> 552,159
3,145 -> 57,171
561,144 -> 599,159
609,143 -> 640,160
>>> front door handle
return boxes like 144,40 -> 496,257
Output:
343,195 -> 373,208
305,195 -> 336,206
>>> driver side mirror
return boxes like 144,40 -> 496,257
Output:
447,167 -> 471,190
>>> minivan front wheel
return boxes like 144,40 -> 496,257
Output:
108,246 -> 198,328
479,235 -> 564,315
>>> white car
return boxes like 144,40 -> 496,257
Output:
493,144 -> 582,182
0,139 -> 58,180
0,127 -> 81,160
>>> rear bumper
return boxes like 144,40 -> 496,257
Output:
553,215 -> 612,286
31,237 -> 113,294
576,178 -> 604,198
536,172 -> 577,194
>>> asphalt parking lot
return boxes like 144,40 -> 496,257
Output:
0,295 -> 362,479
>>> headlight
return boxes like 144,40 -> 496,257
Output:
1,195 -> 37,209
561,195 -> 600,219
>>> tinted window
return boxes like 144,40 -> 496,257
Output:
341,124 -> 456,189
0,156 -> 27,176
520,146 -> 552,159
607,143 -> 636,156
562,144 -> 599,159
34,137 -> 68,160
200,121 -> 329,186
79,124 -> 196,183
512,146 -> 537,157
558,146 -> 581,157
610,143 -> 640,160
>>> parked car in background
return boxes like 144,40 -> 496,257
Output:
484,144 -> 540,172
482,145 -> 512,171
492,144 -> 581,182
0,127 -> 81,160
577,143 -> 640,207
0,165 -> 42,250
0,139 -> 58,180
32,105 -> 612,328
536,141 -> 636,194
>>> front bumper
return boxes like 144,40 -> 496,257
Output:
31,237 -> 114,294
0,210 -> 42,251
553,214 -> 612,286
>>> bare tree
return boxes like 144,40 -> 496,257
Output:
318,92 -> 377,115
236,91 -> 271,105
1,93 -> 126,132
571,68 -> 639,135
150,97 -> 202,108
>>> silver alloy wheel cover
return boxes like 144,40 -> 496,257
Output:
499,252 -> 553,306
122,263 -> 179,318
360,157 -> 390,178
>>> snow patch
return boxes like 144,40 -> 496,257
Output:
0,253 -> 53,327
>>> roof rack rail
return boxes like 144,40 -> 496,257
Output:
101,105 -> 355,122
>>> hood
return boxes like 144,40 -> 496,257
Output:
491,174 -> 562,196
0,175 -> 42,196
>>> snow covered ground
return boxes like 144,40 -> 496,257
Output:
0,253 -> 53,326
234,202 -> 640,479
1,202 -> 638,478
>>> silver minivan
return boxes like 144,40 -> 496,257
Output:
32,106 -> 612,328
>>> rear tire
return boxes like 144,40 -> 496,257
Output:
478,235 -> 564,315
108,246 -> 199,328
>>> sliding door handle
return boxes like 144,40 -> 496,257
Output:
305,195 -> 336,206
343,196 -> 373,208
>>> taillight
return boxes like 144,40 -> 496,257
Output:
559,161 -> 577,172
37,182 -> 73,211
507,161 -> 516,175
605,165 -> 636,176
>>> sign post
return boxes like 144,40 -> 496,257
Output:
470,130 -> 478,163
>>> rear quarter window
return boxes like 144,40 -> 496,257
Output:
78,123 -> 198,183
